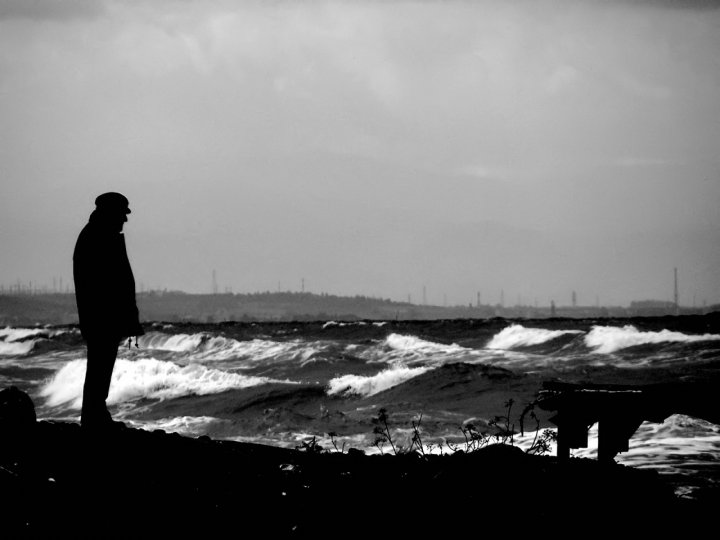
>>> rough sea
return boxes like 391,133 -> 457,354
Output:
2,317 -> 719,500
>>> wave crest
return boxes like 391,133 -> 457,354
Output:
585,325 -> 720,354
0,340 -> 38,356
486,325 -> 583,350
137,331 -> 324,364
39,358 -> 294,409
357,333 -> 472,365
327,366 -> 430,397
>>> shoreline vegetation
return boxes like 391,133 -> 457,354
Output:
1,387 -> 714,537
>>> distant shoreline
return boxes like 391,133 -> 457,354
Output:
1,290 -> 718,326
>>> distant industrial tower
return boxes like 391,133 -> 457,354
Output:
674,267 -> 679,315
212,269 -> 218,295
572,291 -> 577,307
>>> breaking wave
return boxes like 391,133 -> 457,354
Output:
357,333 -> 474,365
483,324 -> 720,356
0,326 -> 77,356
0,326 -> 70,341
137,332 -> 325,364
39,358 -> 295,409
327,365 -> 431,397
0,340 -> 38,356
485,325 -> 583,350
584,325 -> 720,354
138,332 -> 207,352
1,327 -> 47,341
0,327 -> 49,356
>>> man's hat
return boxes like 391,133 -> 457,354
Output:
95,192 -> 131,214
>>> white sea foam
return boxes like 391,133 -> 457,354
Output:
0,327 -> 47,341
327,365 -> 431,397
138,332 -> 206,352
0,339 -> 37,355
137,332 -> 325,364
357,333 -> 474,365
0,326 -> 76,355
0,327 -> 46,355
386,334 -> 466,355
0,326 -> 71,341
192,337 -> 323,364
462,413 -> 720,493
486,325 -> 583,350
585,325 -> 720,354
322,321 -> 368,328
39,358 -> 293,409
564,414 -> 720,496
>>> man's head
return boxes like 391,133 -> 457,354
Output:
94,192 -> 131,232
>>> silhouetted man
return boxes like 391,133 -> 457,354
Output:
73,192 -> 143,430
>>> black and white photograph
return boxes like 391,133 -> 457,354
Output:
1,0 -> 719,536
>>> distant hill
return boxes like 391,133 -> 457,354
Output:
0,291 -> 712,326
0,291 -> 491,325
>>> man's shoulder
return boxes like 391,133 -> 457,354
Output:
74,223 -> 118,257
74,223 -> 95,250
77,221 -> 122,240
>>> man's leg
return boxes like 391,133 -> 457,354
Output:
81,337 -> 119,427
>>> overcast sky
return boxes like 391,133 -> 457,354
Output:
1,0 -> 718,307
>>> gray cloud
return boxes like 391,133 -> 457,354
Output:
621,0 -> 720,9
0,0 -> 104,21
1,0 -> 718,305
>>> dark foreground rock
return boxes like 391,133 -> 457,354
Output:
0,389 -> 713,538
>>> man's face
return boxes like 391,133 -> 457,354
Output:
107,209 -> 129,233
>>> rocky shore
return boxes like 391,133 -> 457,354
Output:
1,387 -> 713,538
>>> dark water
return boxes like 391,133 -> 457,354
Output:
2,316 -> 719,499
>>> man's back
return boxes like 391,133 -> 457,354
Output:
74,192 -> 142,429
73,216 -> 138,340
